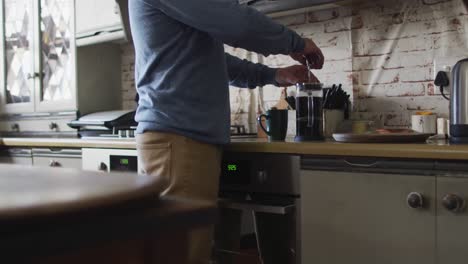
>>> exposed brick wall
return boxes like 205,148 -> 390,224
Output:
121,43 -> 137,110
121,0 -> 468,132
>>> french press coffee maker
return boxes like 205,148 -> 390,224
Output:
295,83 -> 324,142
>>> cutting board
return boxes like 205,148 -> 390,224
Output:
333,132 -> 433,143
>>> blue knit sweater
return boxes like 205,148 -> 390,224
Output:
129,0 -> 305,144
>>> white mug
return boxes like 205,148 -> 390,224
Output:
411,115 -> 437,134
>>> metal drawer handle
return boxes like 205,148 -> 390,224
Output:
343,159 -> 379,168
407,192 -> 424,209
442,194 -> 465,213
49,160 -> 61,167
218,199 -> 294,215
98,162 -> 108,172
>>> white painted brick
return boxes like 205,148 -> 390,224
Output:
395,37 -> 432,53
312,31 -> 351,49
358,83 -> 426,98
321,59 -> 353,74
360,69 -> 400,85
274,13 -> 307,26
353,55 -> 402,71
324,16 -> 363,33
263,54 -> 296,68
400,52 -> 433,68
355,97 -> 406,113
386,82 -> 427,97
400,67 -> 433,82
431,31 -> 468,52
321,46 -> 352,61
261,85 -> 284,102
291,23 -> 324,38
307,8 -> 339,23
355,39 -> 395,57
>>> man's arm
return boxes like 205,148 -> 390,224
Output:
226,53 -> 277,89
226,54 -> 315,88
152,0 -> 304,56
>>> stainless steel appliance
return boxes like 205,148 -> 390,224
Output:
68,110 -> 137,139
215,152 -> 301,264
82,148 -> 138,173
450,58 -> 468,144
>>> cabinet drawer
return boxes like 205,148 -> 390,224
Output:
0,156 -> 33,166
33,156 -> 82,169
0,148 -> 33,165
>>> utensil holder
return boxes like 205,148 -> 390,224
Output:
323,110 -> 345,138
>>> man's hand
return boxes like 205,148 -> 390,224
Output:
275,65 -> 319,86
290,38 -> 324,69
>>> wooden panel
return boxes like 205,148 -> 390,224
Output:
38,233 -> 188,264
301,170 -> 436,264
0,164 -> 166,220
436,176 -> 468,264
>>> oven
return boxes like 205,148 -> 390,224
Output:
215,152 -> 301,264
82,148 -> 138,173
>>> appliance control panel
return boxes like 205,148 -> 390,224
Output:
220,152 -> 300,196
82,148 -> 139,173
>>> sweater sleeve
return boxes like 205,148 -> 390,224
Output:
152,0 -> 305,56
226,53 -> 278,88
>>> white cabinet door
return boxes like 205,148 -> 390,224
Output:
0,0 -> 36,114
301,170 -> 436,264
436,176 -> 468,264
0,0 -> 76,114
76,0 -> 121,37
35,0 -> 76,113
0,148 -> 33,165
33,156 -> 82,169
0,156 -> 33,165
32,148 -> 82,169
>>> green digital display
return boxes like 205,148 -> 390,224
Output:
227,164 -> 237,171
120,159 -> 129,165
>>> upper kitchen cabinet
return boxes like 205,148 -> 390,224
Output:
76,0 -> 127,46
0,0 -> 39,113
0,0 -> 121,117
0,0 -> 76,114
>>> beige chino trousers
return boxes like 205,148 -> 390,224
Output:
136,132 -> 222,264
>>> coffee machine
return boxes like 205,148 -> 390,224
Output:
450,58 -> 468,144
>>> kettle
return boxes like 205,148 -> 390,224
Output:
450,58 -> 468,144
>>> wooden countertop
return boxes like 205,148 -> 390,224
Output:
0,165 -> 217,260
2,137 -> 468,161
0,137 -> 137,149
227,138 -> 468,160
